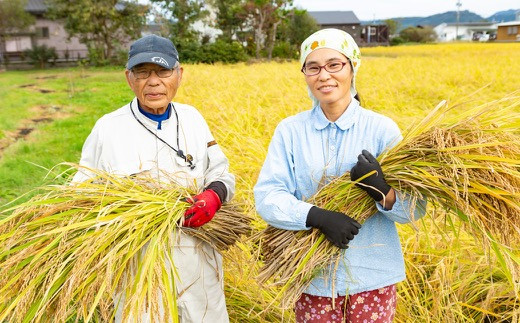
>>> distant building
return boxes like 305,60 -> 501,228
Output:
360,24 -> 389,45
496,10 -> 520,42
308,11 -> 362,43
434,22 -> 497,41
307,11 -> 388,46
4,0 -> 88,64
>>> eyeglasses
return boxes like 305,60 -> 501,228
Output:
301,61 -> 349,76
132,67 -> 175,79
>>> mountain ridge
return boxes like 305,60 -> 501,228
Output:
361,8 -> 519,30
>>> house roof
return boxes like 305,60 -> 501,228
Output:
443,22 -> 496,27
308,11 -> 360,25
497,21 -> 520,27
25,0 -> 47,14
25,0 -> 127,14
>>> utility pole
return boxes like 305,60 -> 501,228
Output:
455,0 -> 462,41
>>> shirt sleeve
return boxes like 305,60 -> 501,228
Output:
375,117 -> 427,223
201,118 -> 235,203
254,123 -> 314,231
376,192 -> 427,223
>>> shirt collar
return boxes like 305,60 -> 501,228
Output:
137,100 -> 171,121
312,98 -> 360,131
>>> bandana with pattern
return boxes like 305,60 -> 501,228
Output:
300,28 -> 361,107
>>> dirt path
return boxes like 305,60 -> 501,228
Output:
0,105 -> 69,157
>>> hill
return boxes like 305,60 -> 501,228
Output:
487,9 -> 518,22
362,9 -> 519,31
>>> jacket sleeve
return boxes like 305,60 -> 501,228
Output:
72,120 -> 104,183
201,119 -> 235,203
254,124 -> 314,231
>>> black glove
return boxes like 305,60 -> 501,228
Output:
350,150 -> 391,201
306,206 -> 361,249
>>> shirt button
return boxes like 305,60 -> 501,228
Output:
331,145 -> 335,151
331,123 -> 336,128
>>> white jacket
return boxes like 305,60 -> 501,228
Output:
74,97 -> 235,322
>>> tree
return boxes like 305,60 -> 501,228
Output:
242,0 -> 292,59
278,9 -> 318,48
209,0 -> 246,42
25,44 -> 58,68
399,26 -> 437,43
150,0 -> 207,42
46,0 -> 147,65
383,19 -> 401,36
0,0 -> 35,66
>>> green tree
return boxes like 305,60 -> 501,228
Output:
278,9 -> 318,49
209,0 -> 246,42
150,0 -> 207,42
24,44 -> 58,68
383,18 -> 401,36
46,0 -> 147,65
0,0 -> 35,66
242,0 -> 292,59
399,26 -> 436,43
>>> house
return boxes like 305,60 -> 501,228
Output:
360,24 -> 389,45
496,11 -> 520,41
308,11 -> 362,43
308,11 -> 389,46
433,22 -> 497,42
4,0 -> 88,65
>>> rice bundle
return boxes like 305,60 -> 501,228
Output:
258,95 -> 520,309
0,169 -> 251,322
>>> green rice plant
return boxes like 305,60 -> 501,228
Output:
0,167 -> 251,322
258,94 -> 520,309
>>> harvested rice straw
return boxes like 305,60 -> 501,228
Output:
0,168 -> 251,323
258,95 -> 520,309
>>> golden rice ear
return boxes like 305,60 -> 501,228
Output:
258,94 -> 520,310
0,170 -> 251,322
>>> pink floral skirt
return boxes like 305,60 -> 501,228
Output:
295,285 -> 396,322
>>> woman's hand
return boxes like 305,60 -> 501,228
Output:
306,206 -> 361,249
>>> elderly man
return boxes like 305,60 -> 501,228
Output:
73,34 -> 234,322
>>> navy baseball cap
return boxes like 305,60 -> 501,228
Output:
127,34 -> 179,70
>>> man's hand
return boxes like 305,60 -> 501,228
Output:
350,150 -> 391,202
184,189 -> 222,227
306,206 -> 361,249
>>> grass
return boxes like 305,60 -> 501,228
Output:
1,42 -> 520,321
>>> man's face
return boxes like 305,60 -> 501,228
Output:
125,63 -> 183,114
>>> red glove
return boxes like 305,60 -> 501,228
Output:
184,189 -> 222,227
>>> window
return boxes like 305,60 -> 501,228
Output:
36,27 -> 49,38
5,37 -> 32,52
507,26 -> 518,35
370,26 -> 376,36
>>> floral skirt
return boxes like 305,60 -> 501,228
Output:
295,285 -> 396,322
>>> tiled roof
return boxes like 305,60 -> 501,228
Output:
308,11 -> 360,25
25,0 -> 47,14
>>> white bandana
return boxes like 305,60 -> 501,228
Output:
300,28 -> 361,107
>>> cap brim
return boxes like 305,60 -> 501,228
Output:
127,52 -> 178,70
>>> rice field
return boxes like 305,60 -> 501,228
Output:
1,42 -> 520,322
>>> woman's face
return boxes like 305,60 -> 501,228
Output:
303,48 -> 353,108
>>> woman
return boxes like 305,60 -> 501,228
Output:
254,29 -> 426,322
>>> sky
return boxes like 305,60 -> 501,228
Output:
292,0 -> 520,21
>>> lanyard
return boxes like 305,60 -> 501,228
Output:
129,101 -> 195,170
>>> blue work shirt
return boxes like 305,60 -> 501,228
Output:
254,99 -> 426,297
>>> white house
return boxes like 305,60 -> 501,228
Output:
4,0 -> 88,61
434,22 -> 497,41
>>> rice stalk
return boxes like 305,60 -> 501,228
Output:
258,94 -> 520,309
0,168 -> 251,322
